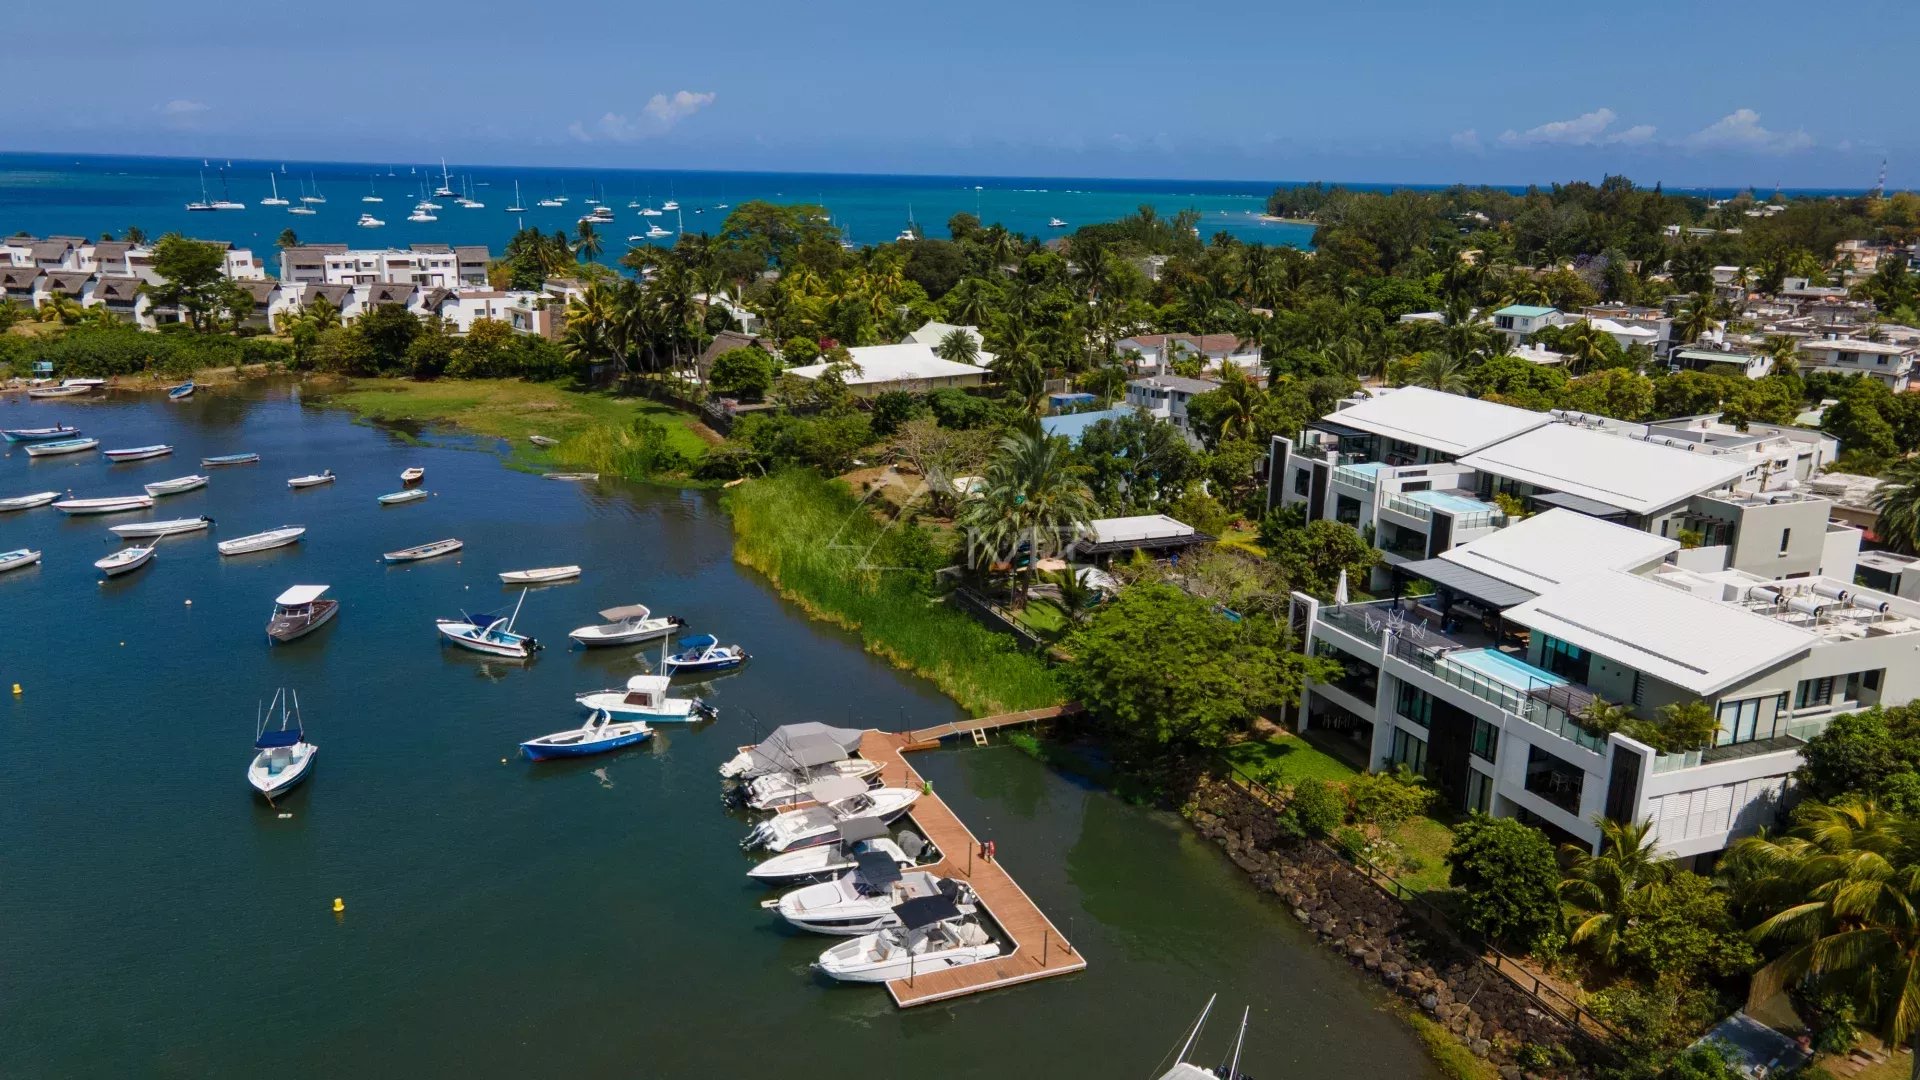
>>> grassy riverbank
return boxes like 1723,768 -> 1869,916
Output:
309,377 -> 716,483
726,469 -> 1065,716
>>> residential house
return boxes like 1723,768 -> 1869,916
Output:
696,292 -> 762,335
0,265 -> 38,305
1673,346 -> 1773,380
278,244 -> 486,288
694,330 -> 767,385
1038,406 -> 1135,446
35,270 -> 91,309
785,343 -> 991,396
1798,335 -> 1916,392
1116,333 -> 1260,377
84,275 -> 147,325
1124,374 -> 1219,444
1489,305 -> 1563,345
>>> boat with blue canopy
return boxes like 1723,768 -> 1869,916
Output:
437,588 -> 541,659
661,633 -> 748,674
520,709 -> 653,761
247,688 -> 316,801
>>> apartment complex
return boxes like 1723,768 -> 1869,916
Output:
277,244 -> 490,288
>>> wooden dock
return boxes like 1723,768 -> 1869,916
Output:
902,705 -> 1068,750
858,728 -> 1087,1007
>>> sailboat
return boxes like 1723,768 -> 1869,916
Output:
506,181 -> 528,214
433,158 -> 455,198
288,178 -> 317,215
186,171 -> 216,212
210,170 -> 246,211
1155,996 -> 1252,1080
261,173 -> 290,207
457,176 -> 483,209
896,205 -> 918,242
247,688 -> 317,801
300,173 -> 326,203
362,177 -> 383,203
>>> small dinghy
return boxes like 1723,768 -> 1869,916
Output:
104,444 -> 173,463
401,467 -> 425,484
95,542 -> 156,577
2,425 -> 80,443
110,516 -> 211,538
267,584 -> 338,644
247,689 -> 316,801
54,494 -> 154,515
567,604 -> 684,648
219,526 -> 305,556
662,633 -> 747,675
25,437 -> 99,457
769,862 -> 977,937
527,434 -> 559,447
498,565 -> 580,585
520,708 -> 652,761
575,674 -> 713,722
26,384 -> 90,399
377,488 -> 429,505
167,380 -> 196,401
144,474 -> 208,497
201,452 -> 260,467
741,778 -> 920,853
0,548 -> 43,574
543,472 -> 599,482
811,900 -> 1001,983
287,469 -> 335,489
384,537 -> 462,563
747,820 -> 935,884
437,589 -> 541,659
0,491 -> 60,512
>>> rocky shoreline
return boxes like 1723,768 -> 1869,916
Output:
1184,775 -> 1592,1079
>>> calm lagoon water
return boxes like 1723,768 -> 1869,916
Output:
0,382 -> 1436,1079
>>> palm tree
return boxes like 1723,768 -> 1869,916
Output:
124,225 -> 147,246
959,428 -> 1095,600
1873,457 -> 1920,554
934,328 -> 980,365
573,221 -> 603,264
1410,352 -> 1468,394
1673,293 -> 1719,345
1761,334 -> 1804,378
1730,801 -> 1920,1076
1561,321 -> 1613,376
1559,819 -> 1670,969
1207,363 -> 1265,443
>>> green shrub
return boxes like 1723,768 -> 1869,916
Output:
1444,815 -> 1561,951
1348,766 -> 1437,831
709,347 -> 776,399
1279,779 -> 1346,838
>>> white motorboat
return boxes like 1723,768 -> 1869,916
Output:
144,474 -> 208,497
746,820 -> 934,884
1049,217 -> 1069,228
568,604 -> 684,648
104,444 -> 173,462
812,902 -> 1000,983
437,589 -> 541,659
499,565 -> 581,585
741,778 -> 920,853
737,759 -> 884,812
384,537 -> 462,563
407,209 -> 437,223
287,470 -> 335,489
400,467 -> 425,484
660,199 -> 679,211
248,688 -> 316,801
644,225 -> 671,239
95,543 -> 156,577
574,674 -> 711,722
0,548 -> 43,574
267,584 -> 338,644
520,710 -> 652,761
769,865 -> 977,936
218,526 -> 305,556
25,437 -> 99,456
720,722 -> 866,780
110,516 -> 211,538
378,488 -> 429,505
0,491 -> 60,512
25,384 -> 90,399
54,494 -> 154,515
357,213 -> 385,228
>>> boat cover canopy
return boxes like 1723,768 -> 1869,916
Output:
809,775 -> 870,804
836,816 -> 889,843
675,634 -> 718,652
597,604 -> 652,622
742,724 -> 862,774
255,728 -> 304,749
895,895 -> 963,930
624,674 -> 671,692
854,850 -> 904,886
275,584 -> 330,606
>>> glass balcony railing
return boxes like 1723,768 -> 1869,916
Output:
1331,466 -> 1377,495
1392,646 -> 1611,755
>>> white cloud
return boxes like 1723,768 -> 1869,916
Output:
1684,109 -> 1813,154
158,99 -> 209,116
570,90 -> 717,142
1450,129 -> 1482,152
1497,107 -> 1655,147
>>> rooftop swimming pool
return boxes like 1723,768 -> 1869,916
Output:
1446,648 -> 1567,692
1408,489 -> 1500,515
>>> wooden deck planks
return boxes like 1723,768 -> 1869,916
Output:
857,729 -> 1087,1007
901,705 -> 1067,748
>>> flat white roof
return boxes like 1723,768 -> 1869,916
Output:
274,584 -> 329,606
901,320 -> 984,348
1085,514 -> 1194,545
1327,387 -> 1550,456
1439,509 -> 1679,594
1503,571 -> 1815,696
786,343 -> 991,386
1457,423 -> 1750,515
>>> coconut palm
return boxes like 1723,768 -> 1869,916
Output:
1730,801 -> 1920,1076
1560,321 -> 1613,376
1207,363 -> 1265,443
1874,457 -> 1920,554
1410,352 -> 1468,394
959,428 -> 1095,598
934,328 -> 980,366
573,221 -> 603,264
1761,334 -> 1804,378
1559,819 -> 1670,969
1673,293 -> 1719,345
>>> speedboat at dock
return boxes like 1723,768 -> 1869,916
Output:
769,861 -> 977,936
741,777 -> 919,853
746,819 -> 936,884
720,722 -> 865,780
811,898 -> 1000,983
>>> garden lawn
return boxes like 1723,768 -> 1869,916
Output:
1221,731 -> 1360,787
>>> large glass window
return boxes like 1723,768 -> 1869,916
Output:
1396,682 -> 1431,727
1470,718 -> 1499,763
1389,728 -> 1427,774
1465,769 -> 1494,815
1715,695 -> 1780,745
1523,744 -> 1583,814
1794,676 -> 1835,711
1539,635 -> 1592,683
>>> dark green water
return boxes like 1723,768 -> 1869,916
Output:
0,382 -> 1437,1079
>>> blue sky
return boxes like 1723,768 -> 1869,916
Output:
5,0 -> 1908,188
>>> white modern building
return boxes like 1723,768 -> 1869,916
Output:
1125,374 -> 1220,444
785,343 -> 992,396
1490,305 -> 1564,345
1116,333 -> 1261,376
1797,336 -> 1917,392
278,244 -> 489,288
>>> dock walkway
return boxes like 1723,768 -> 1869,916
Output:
858,728 -> 1087,1006
902,705 -> 1067,749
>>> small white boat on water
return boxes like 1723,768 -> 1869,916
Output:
499,565 -> 580,585
520,709 -> 653,761
1049,217 -> 1069,228
811,900 -> 1000,983
1157,996 -> 1253,1080
0,548 -> 43,574
568,604 -> 684,648
384,538 -> 462,563
0,491 -> 60,512
218,526 -> 305,556
54,494 -> 155,516
742,778 -> 920,853
527,434 -> 559,447
746,820 -> 934,884
25,384 -> 90,399
25,438 -> 99,457
248,689 -> 316,801
104,444 -> 173,463
201,453 -> 260,467
95,543 -> 157,577
769,864 -> 977,937
144,474 -> 208,497
287,470 -> 335,489
2,425 -> 80,443
401,467 -> 425,484
377,488 -> 429,505
720,723 -> 866,780
544,472 -> 599,482
575,674 -> 712,722
110,516 -> 211,538
437,589 -> 542,659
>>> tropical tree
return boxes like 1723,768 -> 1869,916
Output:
1560,819 -> 1671,969
1874,457 -> 1920,554
1761,334 -> 1804,378
934,328 -> 980,365
1673,293 -> 1720,345
574,221 -> 603,264
958,427 -> 1095,599
1560,320 -> 1614,376
1410,352 -> 1469,393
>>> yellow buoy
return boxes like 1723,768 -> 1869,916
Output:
11,683 -> 20,696
332,897 -> 345,913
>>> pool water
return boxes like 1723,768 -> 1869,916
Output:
1447,648 -> 1566,692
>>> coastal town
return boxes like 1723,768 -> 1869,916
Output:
7,173 -> 1920,1080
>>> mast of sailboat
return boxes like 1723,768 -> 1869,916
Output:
1224,1006 -> 1248,1079
507,587 -> 529,634
1174,994 -> 1216,1068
